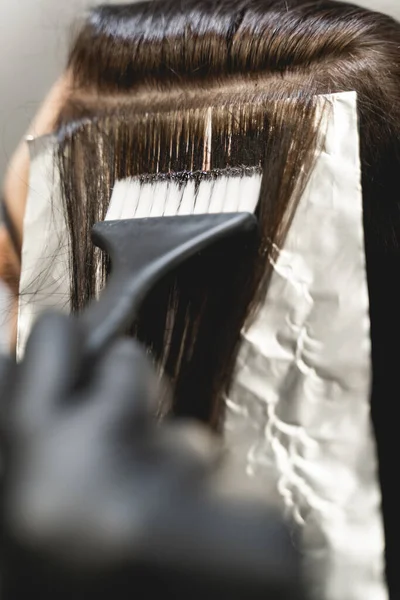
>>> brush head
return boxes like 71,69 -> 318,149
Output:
105,167 -> 262,220
81,160 -> 264,357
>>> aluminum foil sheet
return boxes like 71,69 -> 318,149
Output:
225,92 -> 386,600
17,134 -> 70,360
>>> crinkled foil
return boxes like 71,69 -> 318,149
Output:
17,92 -> 386,600
225,92 -> 387,600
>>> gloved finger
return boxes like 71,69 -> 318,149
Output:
15,312 -> 84,429
89,338 -> 162,424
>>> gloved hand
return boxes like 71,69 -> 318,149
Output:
2,312 -> 219,568
0,312 -> 303,600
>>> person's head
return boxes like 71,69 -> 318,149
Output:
2,0 -> 400,422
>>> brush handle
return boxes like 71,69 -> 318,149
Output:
81,213 -> 258,360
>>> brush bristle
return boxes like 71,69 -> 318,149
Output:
106,168 -> 262,220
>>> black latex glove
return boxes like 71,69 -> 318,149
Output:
0,313 -> 303,600
2,313 -> 219,568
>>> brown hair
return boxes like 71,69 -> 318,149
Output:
42,3 -> 400,588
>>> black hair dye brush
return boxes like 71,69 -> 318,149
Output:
77,160 -> 263,430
